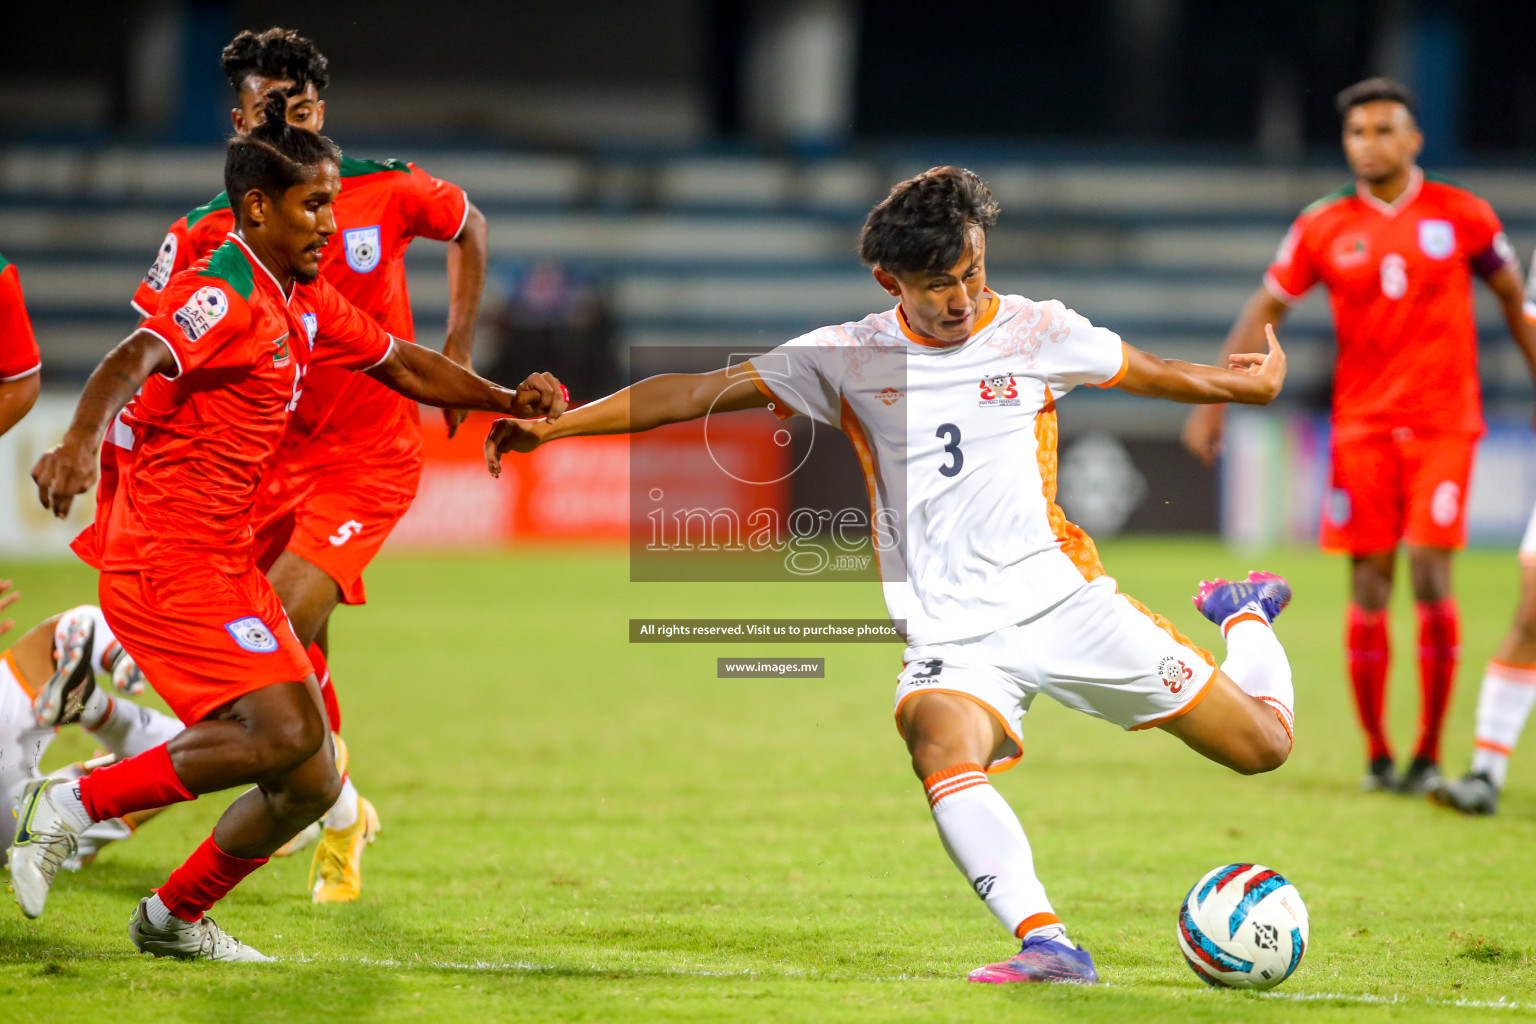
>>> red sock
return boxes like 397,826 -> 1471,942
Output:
1415,598 -> 1460,764
155,833 -> 268,923
78,743 -> 196,823
1346,605 -> 1392,763
308,642 -> 342,733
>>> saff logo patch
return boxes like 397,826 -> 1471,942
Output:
224,616 -> 278,653
1418,219 -> 1456,260
145,232 -> 177,292
344,225 -> 381,273
301,312 -> 318,343
171,286 -> 229,341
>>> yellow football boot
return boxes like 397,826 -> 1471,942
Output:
309,796 -> 380,903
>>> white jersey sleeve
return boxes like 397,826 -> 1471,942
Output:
746,325 -> 866,426
1032,302 -> 1128,391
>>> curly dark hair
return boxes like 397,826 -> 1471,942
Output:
858,167 -> 1000,275
220,27 -> 330,95
225,89 -> 341,223
1336,77 -> 1414,118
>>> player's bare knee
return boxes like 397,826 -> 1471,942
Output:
258,711 -> 328,774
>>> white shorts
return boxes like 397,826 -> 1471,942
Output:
892,576 -> 1217,771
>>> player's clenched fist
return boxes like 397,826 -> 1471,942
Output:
507,372 -> 568,421
31,431 -> 99,519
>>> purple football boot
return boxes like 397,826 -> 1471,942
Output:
1193,570 -> 1291,628
967,934 -> 1100,984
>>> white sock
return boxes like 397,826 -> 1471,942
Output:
77,688 -> 115,730
83,697 -> 182,758
1470,661 -> 1536,787
1221,611 -> 1295,741
323,777 -> 359,831
924,763 -> 1066,943
144,893 -> 177,929
48,780 -> 95,832
54,605 -> 120,676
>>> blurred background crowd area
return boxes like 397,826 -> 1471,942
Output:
6,0 -> 1536,549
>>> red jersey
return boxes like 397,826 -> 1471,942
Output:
132,156 -> 467,448
1265,168 -> 1514,441
76,234 -> 393,575
0,254 -> 41,382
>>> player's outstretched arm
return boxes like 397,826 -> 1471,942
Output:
1482,263 -> 1536,428
1115,324 -> 1286,406
484,366 -> 773,477
367,339 -> 567,421
1182,287 -> 1291,465
441,201 -> 489,439
31,330 -> 175,519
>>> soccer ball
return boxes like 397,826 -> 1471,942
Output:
1177,863 -> 1309,989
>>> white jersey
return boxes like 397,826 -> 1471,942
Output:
749,290 -> 1128,646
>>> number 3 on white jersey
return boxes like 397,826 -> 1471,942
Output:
1380,253 -> 1408,300
287,364 -> 307,412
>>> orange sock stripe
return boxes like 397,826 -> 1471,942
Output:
1475,738 -> 1514,756
1259,696 -> 1294,745
2,650 -> 36,699
924,763 -> 988,808
1014,912 -> 1062,939
923,762 -> 986,788
1488,661 -> 1536,683
1222,612 -> 1268,637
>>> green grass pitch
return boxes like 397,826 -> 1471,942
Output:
2,539 -> 1535,1022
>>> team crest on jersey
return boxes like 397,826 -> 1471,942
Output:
344,225 -> 382,273
272,332 -> 291,367
224,616 -> 278,653
145,232 -> 177,292
1418,219 -> 1456,259
171,285 -> 229,341
301,312 -> 318,343
1157,655 -> 1194,694
978,374 -> 1020,407
1330,234 -> 1370,269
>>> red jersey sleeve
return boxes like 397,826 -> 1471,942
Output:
0,260 -> 41,381
308,277 -> 395,370
1460,193 -> 1516,279
1263,215 -> 1320,304
131,218 -> 193,317
139,272 -> 256,378
402,163 -> 469,242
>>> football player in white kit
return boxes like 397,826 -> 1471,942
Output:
484,167 -> 1297,984
1,598 -> 182,863
1435,259 -> 1536,815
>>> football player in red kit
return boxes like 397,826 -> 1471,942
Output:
1184,78 -> 1536,794
17,95 -> 564,960
131,28 -> 488,899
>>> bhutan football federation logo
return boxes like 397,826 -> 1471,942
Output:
1157,655 -> 1194,695
978,373 -> 1020,408
344,225 -> 382,273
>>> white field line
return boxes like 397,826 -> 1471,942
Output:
293,956 -> 1536,1011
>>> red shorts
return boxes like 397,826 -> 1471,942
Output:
98,564 -> 314,725
1319,429 -> 1478,553
251,435 -> 422,605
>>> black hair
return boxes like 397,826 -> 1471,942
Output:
858,166 -> 1000,274
1336,77 -> 1414,118
220,27 -> 330,95
224,90 -> 341,223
